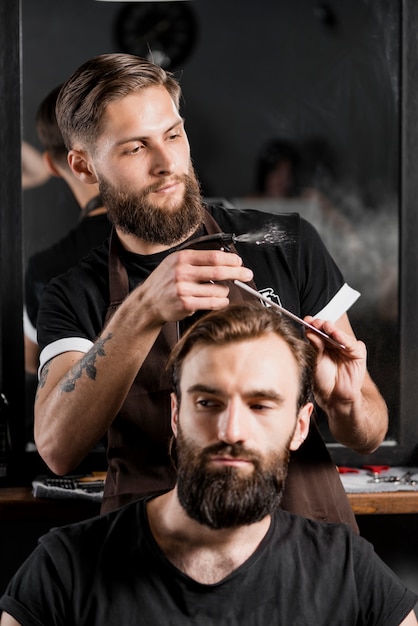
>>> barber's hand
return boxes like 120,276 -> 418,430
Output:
303,316 -> 367,409
138,249 -> 254,323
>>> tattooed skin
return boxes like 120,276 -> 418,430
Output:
36,361 -> 50,399
37,334 -> 113,395
59,334 -> 113,392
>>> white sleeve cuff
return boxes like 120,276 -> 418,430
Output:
38,337 -> 94,379
315,283 -> 361,322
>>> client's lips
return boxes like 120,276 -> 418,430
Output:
209,454 -> 253,468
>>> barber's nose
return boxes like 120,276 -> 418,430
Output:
151,145 -> 175,175
217,400 -> 248,444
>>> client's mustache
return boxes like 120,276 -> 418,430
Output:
202,442 -> 261,465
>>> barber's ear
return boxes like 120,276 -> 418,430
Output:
289,402 -> 313,451
68,149 -> 98,184
171,393 -> 179,438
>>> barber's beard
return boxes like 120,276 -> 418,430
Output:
99,166 -> 205,246
175,426 -> 292,530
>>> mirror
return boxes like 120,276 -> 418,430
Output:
20,0 -> 412,464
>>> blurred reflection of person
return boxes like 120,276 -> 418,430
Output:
24,85 -> 111,378
23,85 -> 111,446
250,138 -> 302,198
21,140 -> 51,190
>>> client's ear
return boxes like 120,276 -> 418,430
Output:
289,402 -> 313,451
171,393 -> 179,438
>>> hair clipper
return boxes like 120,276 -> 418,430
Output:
175,232 -> 236,252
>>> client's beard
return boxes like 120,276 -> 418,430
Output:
99,166 -> 204,246
175,427 -> 292,530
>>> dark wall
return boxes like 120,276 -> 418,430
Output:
22,0 -> 398,261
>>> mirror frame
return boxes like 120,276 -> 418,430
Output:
0,0 -> 25,482
0,0 -> 416,482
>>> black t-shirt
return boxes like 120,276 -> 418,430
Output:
25,212 -> 112,334
0,500 -> 416,626
37,205 -> 344,356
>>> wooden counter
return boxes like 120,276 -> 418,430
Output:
347,490 -> 418,515
0,486 -> 101,522
1,486 -> 418,520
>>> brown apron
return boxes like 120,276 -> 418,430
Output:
101,210 -> 358,533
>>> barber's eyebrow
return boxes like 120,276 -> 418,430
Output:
115,119 -> 185,147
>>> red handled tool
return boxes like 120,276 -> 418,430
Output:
362,465 -> 390,480
337,466 -> 360,474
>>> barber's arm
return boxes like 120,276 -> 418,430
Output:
400,610 -> 418,625
34,249 -> 253,475
0,612 -> 22,625
304,313 -> 388,454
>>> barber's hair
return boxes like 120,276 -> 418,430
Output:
55,53 -> 182,151
168,302 -> 316,410
36,84 -> 67,164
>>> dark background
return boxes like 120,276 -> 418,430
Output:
22,0 -> 398,259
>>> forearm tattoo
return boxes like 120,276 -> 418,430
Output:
37,362 -> 50,399
38,333 -> 113,394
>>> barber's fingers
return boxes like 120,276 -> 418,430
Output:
176,248 -> 245,266
170,249 -> 254,284
175,279 -> 230,298
304,316 -> 364,358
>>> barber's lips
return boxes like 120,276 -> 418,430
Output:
153,179 -> 182,194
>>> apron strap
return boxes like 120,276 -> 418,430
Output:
105,227 -> 130,325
